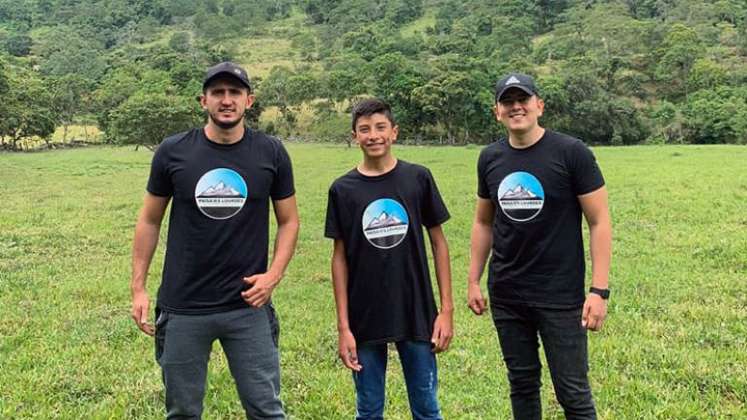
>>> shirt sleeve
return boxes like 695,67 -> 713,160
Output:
476,146 -> 490,199
146,142 -> 173,197
421,168 -> 450,228
570,140 -> 605,196
324,185 -> 342,239
270,141 -> 295,200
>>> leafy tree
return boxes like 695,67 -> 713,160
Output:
303,0 -> 336,24
367,53 -> 428,140
168,31 -> 192,53
3,31 -> 32,56
687,58 -> 729,92
165,0 -> 198,17
0,67 -> 58,150
412,57 -> 494,143
93,65 -> 174,137
682,86 -> 747,144
322,54 -> 370,105
33,26 -> 107,81
259,66 -> 299,133
0,55 -> 8,94
547,64 -> 648,145
0,55 -> 11,143
194,10 -> 242,41
49,74 -> 90,142
109,92 -> 200,148
170,61 -> 202,92
385,0 -> 423,25
656,23 -> 703,100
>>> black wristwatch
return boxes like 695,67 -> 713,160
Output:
589,287 -> 610,300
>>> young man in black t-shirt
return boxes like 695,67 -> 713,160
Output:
467,73 -> 612,419
130,62 -> 299,419
325,98 -> 454,420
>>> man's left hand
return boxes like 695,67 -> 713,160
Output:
431,311 -> 454,353
241,272 -> 280,307
581,293 -> 607,331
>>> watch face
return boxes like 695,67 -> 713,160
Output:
591,288 -> 610,299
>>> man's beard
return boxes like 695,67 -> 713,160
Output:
209,110 -> 244,129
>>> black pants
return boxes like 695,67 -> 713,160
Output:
490,303 -> 596,420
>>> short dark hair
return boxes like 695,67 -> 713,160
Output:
351,98 -> 396,131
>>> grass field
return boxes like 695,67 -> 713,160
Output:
1,144 -> 745,419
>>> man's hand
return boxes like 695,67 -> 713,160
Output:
431,311 -> 454,353
338,329 -> 362,371
131,290 -> 154,336
467,282 -> 488,315
581,293 -> 608,331
241,272 -> 280,307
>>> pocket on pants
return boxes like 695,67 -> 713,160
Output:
265,303 -> 280,348
154,308 -> 170,363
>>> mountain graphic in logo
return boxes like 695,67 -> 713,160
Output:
197,182 -> 242,198
361,198 -> 409,249
365,212 -> 405,230
194,168 -> 248,220
500,185 -> 540,200
497,172 -> 545,222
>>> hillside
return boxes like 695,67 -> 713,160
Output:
0,0 -> 745,148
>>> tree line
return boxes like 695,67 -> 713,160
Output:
1,0 -> 745,149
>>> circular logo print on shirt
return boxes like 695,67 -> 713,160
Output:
194,168 -> 248,220
497,171 -> 545,222
362,198 -> 409,249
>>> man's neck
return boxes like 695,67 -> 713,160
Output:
358,154 -> 397,176
508,126 -> 546,149
204,121 -> 245,145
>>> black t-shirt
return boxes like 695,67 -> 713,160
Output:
477,130 -> 605,308
147,128 -> 295,314
324,160 -> 450,346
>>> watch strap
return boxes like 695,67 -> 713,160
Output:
589,287 -> 610,299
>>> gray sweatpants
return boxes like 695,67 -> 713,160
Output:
154,305 -> 285,419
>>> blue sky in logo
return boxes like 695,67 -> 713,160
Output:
362,198 -> 409,225
195,168 -> 247,197
498,171 -> 544,198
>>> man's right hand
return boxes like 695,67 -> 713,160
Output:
131,290 -> 154,336
338,329 -> 362,371
467,282 -> 488,315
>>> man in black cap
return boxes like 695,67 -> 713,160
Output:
130,61 -> 298,419
467,73 -> 612,419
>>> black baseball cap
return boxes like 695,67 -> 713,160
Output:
494,73 -> 538,102
203,61 -> 252,91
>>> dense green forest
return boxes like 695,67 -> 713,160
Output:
1,0 -> 745,148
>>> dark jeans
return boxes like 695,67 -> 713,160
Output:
154,305 -> 284,420
353,341 -> 442,420
490,302 -> 596,420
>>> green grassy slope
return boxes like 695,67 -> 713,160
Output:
0,144 -> 745,418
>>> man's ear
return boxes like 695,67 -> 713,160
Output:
245,94 -> 256,109
536,98 -> 545,118
493,104 -> 502,122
